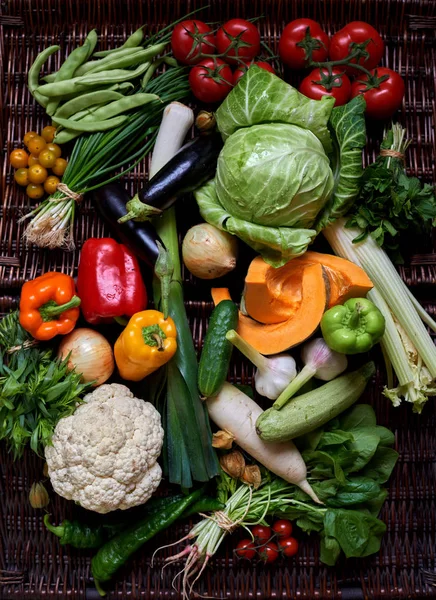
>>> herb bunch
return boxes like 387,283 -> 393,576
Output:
0,312 -> 90,459
345,124 -> 436,263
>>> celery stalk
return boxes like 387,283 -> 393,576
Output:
324,219 -> 436,412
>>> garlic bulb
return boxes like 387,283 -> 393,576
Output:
273,338 -> 348,409
226,330 -> 297,400
182,224 -> 238,279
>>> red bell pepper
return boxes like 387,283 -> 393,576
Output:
77,238 -> 147,324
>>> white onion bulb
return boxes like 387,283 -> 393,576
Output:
58,328 -> 114,387
182,223 -> 238,280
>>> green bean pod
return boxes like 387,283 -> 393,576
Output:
77,45 -> 163,76
54,90 -> 125,119
93,26 -> 144,57
38,62 -> 151,98
73,47 -> 146,77
27,45 -> 60,107
53,114 -> 128,132
46,30 -> 98,116
88,93 -> 159,121
91,487 -> 203,586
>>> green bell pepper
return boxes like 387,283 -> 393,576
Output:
321,298 -> 385,355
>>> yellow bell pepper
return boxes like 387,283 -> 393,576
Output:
114,310 -> 177,381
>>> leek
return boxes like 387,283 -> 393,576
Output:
150,103 -> 219,487
324,219 -> 436,413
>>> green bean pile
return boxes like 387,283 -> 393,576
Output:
28,27 -> 170,141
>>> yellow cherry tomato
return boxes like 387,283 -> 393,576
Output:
26,183 -> 45,199
9,148 -> 29,169
27,135 -> 47,156
14,168 -> 29,187
41,125 -> 57,143
46,143 -> 62,158
52,158 -> 67,177
44,175 -> 60,195
28,164 -> 48,184
24,131 -> 38,146
28,154 -> 40,167
38,149 -> 57,169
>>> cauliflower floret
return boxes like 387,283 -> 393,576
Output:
45,384 -> 164,514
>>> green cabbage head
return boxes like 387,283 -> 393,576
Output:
216,123 -> 334,229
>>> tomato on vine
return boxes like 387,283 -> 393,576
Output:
171,20 -> 216,65
272,519 -> 293,539
259,541 -> 279,564
189,58 -> 233,103
299,67 -> 351,106
329,22 -> 384,76
350,67 -> 405,119
251,524 -> 272,543
216,19 -> 260,64
279,19 -> 329,70
278,536 -> 299,558
233,60 -> 275,84
235,539 -> 256,560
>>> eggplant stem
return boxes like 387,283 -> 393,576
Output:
118,194 -> 162,223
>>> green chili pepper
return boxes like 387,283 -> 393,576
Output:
182,496 -> 225,518
91,487 -> 203,589
93,27 -> 145,58
44,514 -> 114,548
321,297 -> 386,355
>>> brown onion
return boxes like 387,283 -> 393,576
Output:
182,223 -> 238,280
58,328 -> 114,387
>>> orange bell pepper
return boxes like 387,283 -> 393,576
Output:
114,310 -> 177,381
19,272 -> 81,341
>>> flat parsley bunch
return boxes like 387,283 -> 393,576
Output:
346,124 -> 436,263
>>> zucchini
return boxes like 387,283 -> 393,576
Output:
198,300 -> 238,397
256,362 -> 375,442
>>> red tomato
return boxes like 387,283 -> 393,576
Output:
251,524 -> 272,543
171,20 -> 216,65
278,536 -> 299,558
329,22 -> 384,76
233,61 -> 276,84
216,19 -> 261,64
259,542 -> 279,564
350,67 -> 405,119
272,519 -> 293,539
278,19 -> 329,70
299,67 -> 352,106
189,59 -> 233,103
235,539 -> 256,560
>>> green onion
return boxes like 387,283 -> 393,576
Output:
324,218 -> 436,412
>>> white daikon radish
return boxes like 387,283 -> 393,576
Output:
206,382 -> 321,504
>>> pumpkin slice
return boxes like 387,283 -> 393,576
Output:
243,252 -> 373,324
237,263 -> 327,355
211,287 -> 232,305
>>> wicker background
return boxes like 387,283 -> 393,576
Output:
1,0 -> 436,598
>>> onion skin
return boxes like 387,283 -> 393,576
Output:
182,223 -> 238,280
58,328 -> 114,387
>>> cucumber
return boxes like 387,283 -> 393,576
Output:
198,300 -> 238,397
256,362 -> 375,442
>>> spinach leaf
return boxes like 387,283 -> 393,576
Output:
318,430 -> 355,447
323,508 -> 386,559
346,428 -> 381,472
320,534 -> 342,566
359,488 -> 389,517
374,425 -> 395,447
303,450 -> 346,483
362,447 -> 399,483
340,404 -> 377,430
326,477 -> 382,507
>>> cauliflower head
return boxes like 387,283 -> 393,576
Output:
45,383 -> 164,514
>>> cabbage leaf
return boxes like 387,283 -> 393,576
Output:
316,95 -> 367,231
215,65 -> 335,153
195,180 -> 316,267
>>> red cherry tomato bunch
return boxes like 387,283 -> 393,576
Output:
234,520 -> 299,564
278,19 -> 404,118
171,19 -> 275,104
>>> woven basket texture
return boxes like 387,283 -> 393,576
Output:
1,1 -> 436,599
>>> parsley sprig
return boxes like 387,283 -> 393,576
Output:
345,124 -> 436,263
